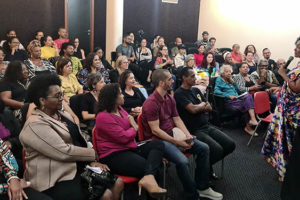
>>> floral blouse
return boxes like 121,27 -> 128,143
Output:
76,68 -> 110,90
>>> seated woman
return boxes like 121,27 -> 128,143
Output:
24,40 -> 56,80
95,83 -> 166,198
251,59 -> 280,109
19,74 -> 124,200
3,37 -> 28,62
136,39 -> 153,84
245,51 -> 257,74
194,43 -> 205,67
230,44 -> 243,63
214,65 -> 259,136
223,51 -> 238,74
154,45 -> 174,70
109,56 -> 129,83
81,73 -> 106,130
244,44 -> 259,64
0,61 -> 28,114
233,62 -> 262,94
94,47 -> 113,71
119,70 -> 146,116
152,36 -> 165,58
72,38 -> 86,60
57,58 -> 83,102
40,35 -> 59,59
0,47 -> 9,79
77,52 -> 110,90
0,138 -> 53,200
199,52 -> 219,77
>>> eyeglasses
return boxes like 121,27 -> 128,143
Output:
47,92 -> 64,99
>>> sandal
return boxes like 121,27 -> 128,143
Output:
244,127 -> 258,137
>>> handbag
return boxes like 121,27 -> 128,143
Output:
81,167 -> 117,200
0,122 -> 10,140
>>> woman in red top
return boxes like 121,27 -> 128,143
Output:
95,83 -> 167,198
230,44 -> 243,63
194,43 -> 205,67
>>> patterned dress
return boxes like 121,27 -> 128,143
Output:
261,66 -> 300,178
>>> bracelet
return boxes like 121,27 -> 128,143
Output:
7,176 -> 20,185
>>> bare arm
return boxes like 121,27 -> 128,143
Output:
81,111 -> 96,121
80,49 -> 86,60
172,116 -> 192,138
0,91 -> 24,109
148,120 -> 176,143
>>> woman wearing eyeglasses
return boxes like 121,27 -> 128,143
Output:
109,56 -> 129,83
3,37 -> 28,62
19,74 -> 124,200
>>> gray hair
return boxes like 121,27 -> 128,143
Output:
219,64 -> 232,74
258,59 -> 268,66
87,73 -> 103,91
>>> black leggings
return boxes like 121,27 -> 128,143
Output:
192,125 -> 236,165
0,188 -> 53,200
100,140 -> 164,178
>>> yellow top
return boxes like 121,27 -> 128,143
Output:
59,74 -> 83,98
41,46 -> 56,59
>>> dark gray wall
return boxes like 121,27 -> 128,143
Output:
0,0 -> 65,47
94,0 -> 107,53
123,0 -> 200,45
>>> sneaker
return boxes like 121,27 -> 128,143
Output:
198,187 -> 223,200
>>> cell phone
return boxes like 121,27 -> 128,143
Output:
185,136 -> 196,144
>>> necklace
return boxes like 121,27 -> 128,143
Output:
17,80 -> 29,89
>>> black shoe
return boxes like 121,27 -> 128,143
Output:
210,172 -> 220,180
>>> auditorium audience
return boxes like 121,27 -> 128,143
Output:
60,42 -> 82,75
174,44 -> 186,67
57,58 -> 83,101
94,47 -> 113,71
77,52 -> 110,90
119,70 -> 145,116
0,29 -> 25,50
174,67 -> 235,178
154,45 -> 174,69
200,52 -> 219,77
230,44 -> 243,63
153,36 -> 165,57
3,37 -> 28,61
194,44 -> 205,67
136,38 -> 152,63
171,37 -> 183,57
244,44 -> 259,64
54,28 -> 69,50
41,35 -> 59,59
233,62 -> 261,93
195,31 -> 209,47
116,33 -> 135,63
20,74 -> 124,200
262,48 -> 277,70
0,48 -> 9,79
34,31 -> 44,41
81,73 -> 105,130
95,83 -> 167,198
262,36 -> 300,182
141,69 -> 223,200
0,61 -> 28,111
245,51 -> 257,74
109,56 -> 129,83
24,40 -> 56,80
72,38 -> 86,60
214,65 -> 259,136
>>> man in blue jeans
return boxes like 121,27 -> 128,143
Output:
141,69 -> 223,200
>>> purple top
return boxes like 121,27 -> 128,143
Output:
95,106 -> 137,159
141,90 -> 179,140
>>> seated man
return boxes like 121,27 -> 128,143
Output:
59,42 -> 82,75
54,28 -> 69,50
262,48 -> 277,70
174,67 -> 236,177
141,69 -> 223,200
171,37 -> 183,57
174,44 -> 186,67
205,37 -> 218,54
195,31 -> 209,47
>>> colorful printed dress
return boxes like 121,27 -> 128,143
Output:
261,66 -> 300,178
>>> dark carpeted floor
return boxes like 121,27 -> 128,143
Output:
124,124 -> 282,200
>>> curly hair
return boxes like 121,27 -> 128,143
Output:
83,52 -> 97,71
27,74 -> 61,108
3,61 -> 23,82
96,83 -> 121,113
244,44 -> 257,55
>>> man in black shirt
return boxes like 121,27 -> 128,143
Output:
174,67 -> 236,178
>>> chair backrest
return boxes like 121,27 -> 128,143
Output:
111,51 -> 117,62
254,91 -> 271,114
187,47 -> 198,55
69,93 -> 85,121
137,114 -> 145,141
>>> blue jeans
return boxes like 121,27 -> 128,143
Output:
162,139 -> 210,200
